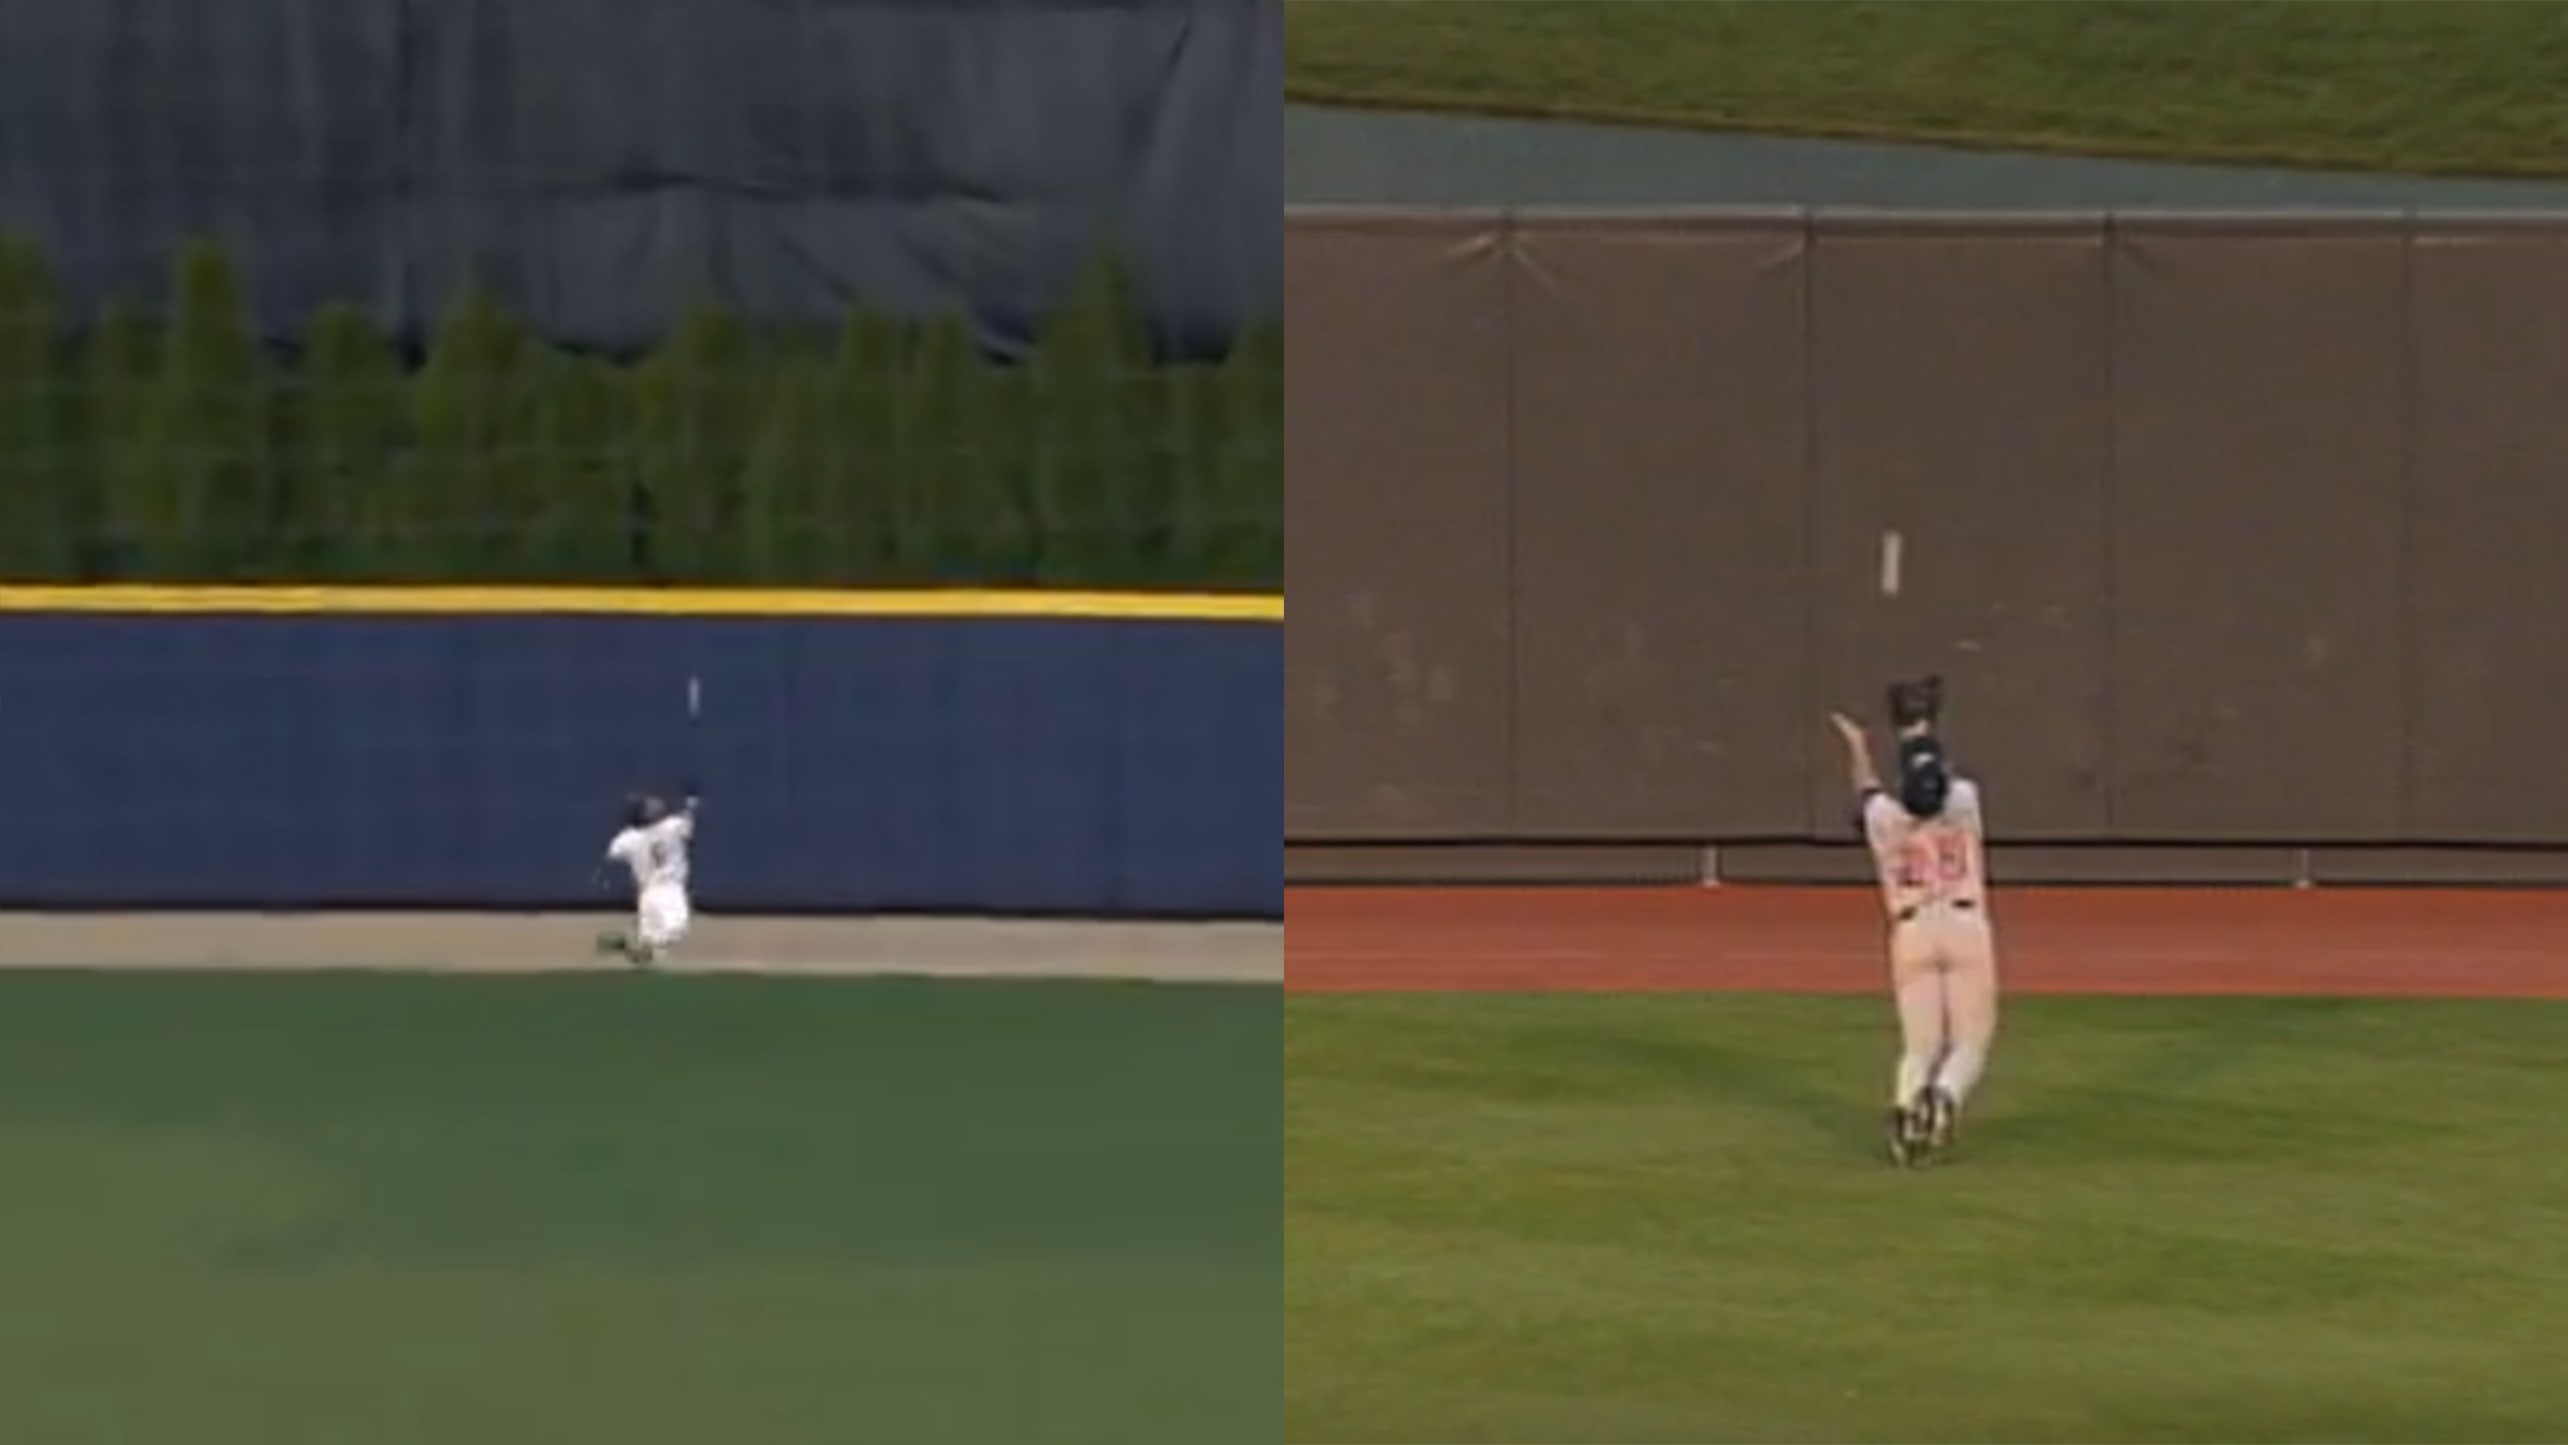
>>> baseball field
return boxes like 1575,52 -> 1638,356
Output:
0,915 -> 1281,1445
1286,887 -> 2568,1443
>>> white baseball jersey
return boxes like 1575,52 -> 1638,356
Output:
606,813 -> 693,895
1861,779 -> 1986,921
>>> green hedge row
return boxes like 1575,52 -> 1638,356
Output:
0,236 -> 1280,590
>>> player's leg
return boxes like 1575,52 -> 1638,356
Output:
635,885 -> 691,965
1890,922 -> 1949,1104
1926,916 -> 2000,1148
1886,921 -> 1948,1163
617,891 -> 664,968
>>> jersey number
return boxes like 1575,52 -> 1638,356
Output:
1895,834 -> 1969,890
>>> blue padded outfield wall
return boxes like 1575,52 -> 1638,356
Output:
0,601 -> 1281,918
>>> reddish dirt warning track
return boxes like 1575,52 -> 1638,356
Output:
1287,887 -> 2568,998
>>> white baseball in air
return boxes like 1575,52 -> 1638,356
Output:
687,675 -> 702,718
1879,530 -> 1904,599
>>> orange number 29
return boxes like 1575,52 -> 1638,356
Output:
1896,834 -> 1969,889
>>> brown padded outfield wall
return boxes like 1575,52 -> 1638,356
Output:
1284,210 -> 2568,872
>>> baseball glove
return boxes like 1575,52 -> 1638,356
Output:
1886,675 -> 1944,729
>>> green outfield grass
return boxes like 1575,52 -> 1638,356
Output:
0,973 -> 1278,1445
1284,0 -> 2568,178
1287,992 -> 2568,1444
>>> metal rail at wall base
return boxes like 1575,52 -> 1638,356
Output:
1282,843 -> 2568,890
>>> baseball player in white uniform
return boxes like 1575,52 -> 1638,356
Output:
1828,676 -> 1997,1166
596,790 -> 697,968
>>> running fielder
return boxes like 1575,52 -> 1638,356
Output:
596,789 -> 698,968
1826,676 -> 1998,1166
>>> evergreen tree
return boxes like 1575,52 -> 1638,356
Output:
406,287 -> 523,580
1165,360 -> 1225,590
630,303 -> 755,582
1031,250 -> 1153,585
507,345 -> 635,581
280,302 -> 405,578
80,298 -> 166,581
737,331 -> 831,584
148,241 -> 275,577
1211,319 -> 1281,589
0,237 -> 74,578
823,308 -> 908,583
900,316 -> 1027,583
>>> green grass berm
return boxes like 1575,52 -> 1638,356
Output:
1285,0 -> 2568,180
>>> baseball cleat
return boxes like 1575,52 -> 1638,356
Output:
1920,1087 -> 1959,1158
595,931 -> 655,969
1884,1106 -> 1917,1166
1887,1098 -> 1937,1167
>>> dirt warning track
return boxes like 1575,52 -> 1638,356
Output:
1287,886 -> 2568,998
0,914 -> 1284,983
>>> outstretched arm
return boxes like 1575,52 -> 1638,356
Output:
1828,712 -> 1882,797
598,830 -> 635,891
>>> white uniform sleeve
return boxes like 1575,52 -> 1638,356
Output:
1948,779 -> 1985,836
1860,791 -> 1904,852
605,830 -> 635,863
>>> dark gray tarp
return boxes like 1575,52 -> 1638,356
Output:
0,0 -> 1281,356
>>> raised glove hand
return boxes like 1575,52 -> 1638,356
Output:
1887,675 -> 1944,730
